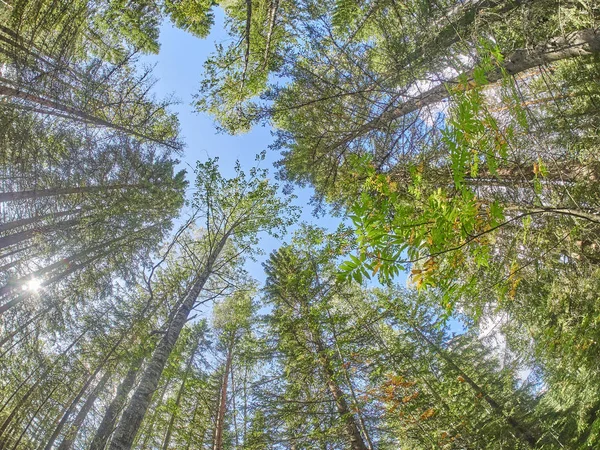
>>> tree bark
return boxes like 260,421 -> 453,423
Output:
412,325 -> 538,447
43,337 -> 122,450
0,81 -> 178,149
0,225 -> 157,314
0,184 -> 141,203
0,218 -> 80,251
213,342 -> 234,450
108,234 -> 228,450
0,327 -> 89,445
330,28 -> 600,153
7,383 -> 61,450
88,361 -> 141,450
56,371 -> 112,450
314,336 -> 368,450
161,336 -> 201,450
42,371 -> 100,450
398,0 -> 529,70
0,209 -> 79,233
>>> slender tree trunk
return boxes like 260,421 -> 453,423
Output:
88,361 -> 141,450
0,225 -> 157,314
56,370 -> 112,450
302,294 -> 368,450
213,342 -> 234,450
0,82 -> 177,148
334,28 -> 600,151
0,209 -> 80,233
0,328 -> 35,359
138,374 -> 172,450
161,336 -> 201,450
0,246 -> 38,273
398,0 -> 530,70
0,218 -> 80,250
0,184 -> 141,203
0,327 -> 89,443
0,306 -> 53,348
183,403 -> 200,450
412,325 -> 538,447
314,336 -> 368,450
43,337 -> 123,450
108,235 -> 228,450
42,371 -> 99,450
0,229 -> 139,299
329,317 -> 373,450
8,383 -> 61,450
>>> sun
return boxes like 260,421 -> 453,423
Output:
22,277 -> 42,292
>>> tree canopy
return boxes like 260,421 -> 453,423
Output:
2,0 -> 600,449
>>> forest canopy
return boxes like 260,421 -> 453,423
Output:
1,0 -> 600,449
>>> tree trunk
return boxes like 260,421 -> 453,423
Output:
183,403 -> 200,450
333,28 -> 600,152
213,342 -> 234,450
88,361 -> 141,450
138,374 -> 172,450
0,209 -> 79,233
314,336 -> 368,450
0,81 -> 178,149
0,218 -> 80,251
0,184 -> 141,203
0,305 -> 53,349
43,338 -> 122,450
398,0 -> 529,70
161,336 -> 201,450
0,327 -> 89,444
0,225 -> 157,314
412,325 -> 538,447
42,371 -> 99,450
8,383 -> 61,450
108,235 -> 228,450
328,313 -> 373,450
56,370 -> 112,450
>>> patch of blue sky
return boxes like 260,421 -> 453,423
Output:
141,11 -> 470,340
141,12 -> 341,283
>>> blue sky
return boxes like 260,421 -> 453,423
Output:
142,11 -> 343,282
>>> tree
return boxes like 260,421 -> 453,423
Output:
263,225 -> 371,449
108,157 -> 297,450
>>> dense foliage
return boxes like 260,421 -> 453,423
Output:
1,0 -> 600,449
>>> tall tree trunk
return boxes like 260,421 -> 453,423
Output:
7,383 -> 61,450
183,403 -> 200,450
0,82 -> 178,149
0,218 -> 80,251
0,225 -> 157,314
328,314 -> 373,450
0,246 -> 38,273
213,342 -> 234,450
43,337 -> 122,450
108,235 -> 228,450
88,361 -> 141,450
42,371 -> 100,450
412,325 -> 538,447
0,305 -> 53,348
138,374 -> 172,450
0,184 -> 141,203
398,0 -> 530,70
0,209 -> 79,233
314,336 -> 368,450
332,28 -> 600,153
0,327 -> 89,444
56,370 -> 112,450
161,336 -> 202,450
302,294 -> 368,450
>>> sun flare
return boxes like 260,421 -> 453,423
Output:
22,278 -> 42,292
